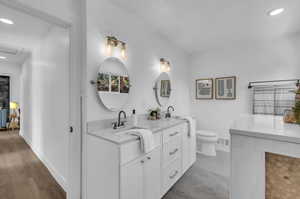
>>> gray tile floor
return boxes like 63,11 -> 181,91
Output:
163,164 -> 229,199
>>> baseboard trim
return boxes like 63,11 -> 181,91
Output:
20,134 -> 67,191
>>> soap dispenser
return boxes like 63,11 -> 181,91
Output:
132,109 -> 138,127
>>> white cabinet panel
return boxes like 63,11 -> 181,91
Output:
87,135 -> 120,199
121,157 -> 144,199
144,148 -> 161,199
121,148 -> 161,199
182,122 -> 196,173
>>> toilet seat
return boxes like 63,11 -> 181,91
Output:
197,130 -> 218,141
196,130 -> 218,156
197,130 -> 216,136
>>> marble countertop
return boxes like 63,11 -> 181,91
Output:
230,114 -> 300,144
87,117 -> 187,145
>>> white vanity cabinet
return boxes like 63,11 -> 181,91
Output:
86,120 -> 196,199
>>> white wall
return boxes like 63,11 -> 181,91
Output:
190,35 -> 300,137
0,62 -> 21,102
12,0 -> 73,22
86,0 -> 191,122
20,26 -> 69,189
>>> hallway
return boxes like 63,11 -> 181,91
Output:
0,130 -> 65,199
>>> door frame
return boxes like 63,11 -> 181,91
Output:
0,1 -> 83,199
0,75 -> 10,120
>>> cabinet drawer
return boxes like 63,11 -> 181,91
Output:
163,124 -> 183,144
162,158 -> 182,194
163,135 -> 181,166
120,132 -> 161,165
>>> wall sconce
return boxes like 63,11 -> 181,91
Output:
160,58 -> 171,72
105,36 -> 127,59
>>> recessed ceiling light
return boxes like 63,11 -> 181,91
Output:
269,8 -> 285,16
0,56 -> 7,60
0,18 -> 14,25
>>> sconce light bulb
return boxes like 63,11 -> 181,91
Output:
167,62 -> 171,72
106,44 -> 112,56
121,42 -> 127,59
161,63 -> 166,72
166,66 -> 170,72
121,48 -> 126,59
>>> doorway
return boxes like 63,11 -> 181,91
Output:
0,2 -> 72,199
0,75 -> 10,128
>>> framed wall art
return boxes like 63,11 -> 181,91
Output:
195,78 -> 214,99
215,76 -> 236,100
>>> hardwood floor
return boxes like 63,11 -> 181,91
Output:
0,130 -> 66,199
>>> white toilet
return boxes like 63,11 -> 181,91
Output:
196,130 -> 218,156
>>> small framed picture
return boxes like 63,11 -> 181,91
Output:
97,73 -> 110,92
111,75 -> 120,92
120,76 -> 130,94
215,76 -> 236,100
196,78 -> 214,99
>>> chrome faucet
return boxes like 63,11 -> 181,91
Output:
165,106 -> 175,118
113,110 -> 127,129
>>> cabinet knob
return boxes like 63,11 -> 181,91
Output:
169,148 -> 179,156
170,132 -> 179,137
147,157 -> 151,160
141,160 -> 145,164
169,170 -> 179,179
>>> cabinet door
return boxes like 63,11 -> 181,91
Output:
144,147 -> 161,199
121,157 -> 144,199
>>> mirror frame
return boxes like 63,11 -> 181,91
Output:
96,57 -> 130,112
154,72 -> 171,107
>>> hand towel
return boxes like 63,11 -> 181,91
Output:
131,129 -> 155,153
182,116 -> 195,137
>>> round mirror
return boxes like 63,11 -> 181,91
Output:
154,72 -> 171,107
96,57 -> 130,111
